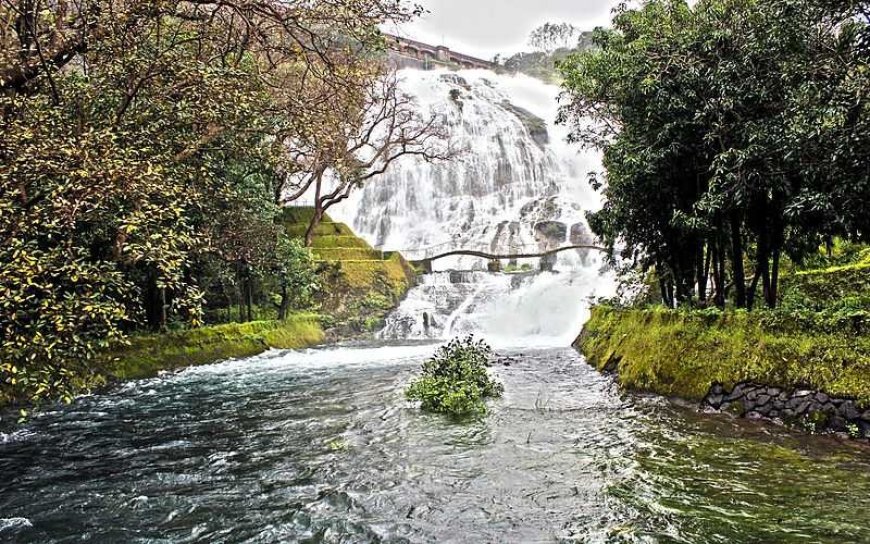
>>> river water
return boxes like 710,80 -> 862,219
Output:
2,343 -> 870,543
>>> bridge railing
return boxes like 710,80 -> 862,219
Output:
396,241 -> 603,262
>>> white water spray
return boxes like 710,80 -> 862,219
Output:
331,69 -> 615,347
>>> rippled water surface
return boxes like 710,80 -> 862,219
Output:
2,344 -> 870,543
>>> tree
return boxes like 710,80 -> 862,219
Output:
558,0 -> 869,309
277,70 -> 451,246
529,22 -> 579,53
0,0 -> 424,404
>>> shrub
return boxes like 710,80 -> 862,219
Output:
406,336 -> 504,417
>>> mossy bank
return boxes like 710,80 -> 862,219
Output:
109,315 -> 325,381
576,254 -> 870,437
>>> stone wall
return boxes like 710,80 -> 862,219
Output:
702,382 -> 870,438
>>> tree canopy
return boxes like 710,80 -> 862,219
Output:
0,0 -> 425,405
558,0 -> 870,308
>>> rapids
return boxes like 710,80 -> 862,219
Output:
2,345 -> 870,543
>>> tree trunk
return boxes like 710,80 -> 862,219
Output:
278,284 -> 290,320
159,287 -> 167,330
245,276 -> 253,322
697,242 -> 709,306
747,267 -> 761,309
305,207 -> 324,247
729,212 -> 747,308
769,247 -> 781,309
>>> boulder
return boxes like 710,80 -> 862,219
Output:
534,221 -> 567,248
569,223 -> 593,246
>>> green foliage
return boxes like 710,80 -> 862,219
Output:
0,0 -> 419,409
503,263 -> 534,274
406,336 -> 503,418
559,0 -> 870,309
497,23 -> 595,83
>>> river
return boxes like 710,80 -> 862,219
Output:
4,68 -> 869,543
2,343 -> 870,543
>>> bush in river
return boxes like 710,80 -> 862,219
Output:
406,336 -> 504,417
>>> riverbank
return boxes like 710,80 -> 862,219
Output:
1,209 -> 415,414
108,315 -> 326,381
576,255 -> 870,438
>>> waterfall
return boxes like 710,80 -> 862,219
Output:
330,69 -> 615,347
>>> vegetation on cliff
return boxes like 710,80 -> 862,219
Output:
495,22 -> 595,83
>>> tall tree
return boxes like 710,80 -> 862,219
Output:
559,0 -> 869,309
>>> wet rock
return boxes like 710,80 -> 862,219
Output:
839,401 -> 860,420
569,223 -> 593,246
754,403 -> 773,417
502,101 -> 549,147
794,399 -> 813,415
705,394 -> 724,408
829,414 -> 847,431
724,400 -> 746,416
704,382 -> 868,439
534,221 -> 567,247
724,384 -> 748,402
602,355 -> 620,374
539,253 -> 557,272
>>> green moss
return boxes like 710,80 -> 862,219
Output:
284,222 -> 354,238
338,257 -> 413,296
277,206 -> 415,337
313,248 -> 385,261
787,263 -> 870,306
576,306 -> 870,407
311,236 -> 372,249
107,314 -> 324,380
279,207 -> 323,225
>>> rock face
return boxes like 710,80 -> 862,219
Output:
534,221 -> 567,249
569,222 -> 593,245
702,382 -> 870,438
501,101 -> 550,148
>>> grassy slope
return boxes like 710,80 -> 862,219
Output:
279,208 -> 415,333
577,256 -> 870,407
109,314 -> 324,381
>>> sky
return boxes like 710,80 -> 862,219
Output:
381,0 -> 621,60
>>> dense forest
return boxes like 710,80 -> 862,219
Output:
559,0 -> 869,309
0,0 -> 444,404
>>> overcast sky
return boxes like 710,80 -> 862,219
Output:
382,0 -> 621,60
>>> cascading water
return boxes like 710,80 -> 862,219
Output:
331,69 -> 615,346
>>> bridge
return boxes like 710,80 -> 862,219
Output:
384,34 -> 497,71
401,243 -> 608,273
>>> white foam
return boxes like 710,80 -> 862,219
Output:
0,517 -> 33,532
